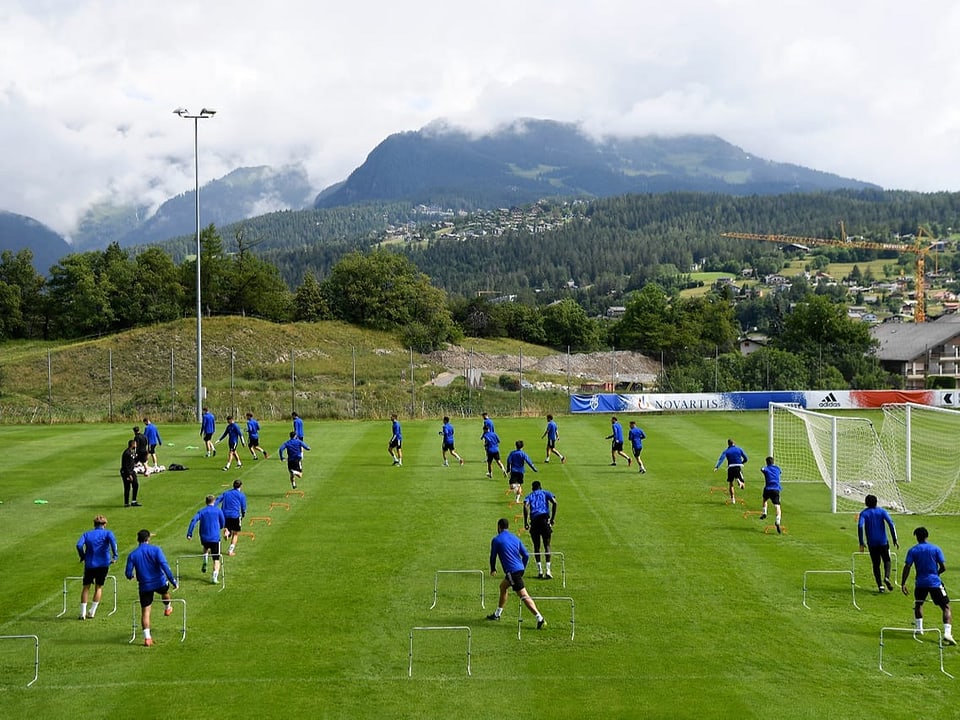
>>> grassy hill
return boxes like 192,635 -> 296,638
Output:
0,318 -> 571,424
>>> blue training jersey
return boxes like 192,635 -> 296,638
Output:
246,418 -> 260,437
490,529 -> 529,574
507,449 -> 536,474
392,420 -> 402,442
858,506 -> 898,547
716,445 -> 747,469
761,464 -> 782,491
218,422 -> 244,446
201,412 -> 215,435
187,505 -> 226,544
279,438 -> 310,460
483,417 -> 495,435
610,422 -> 624,443
482,431 -> 500,454
524,488 -> 556,518
441,422 -> 455,444
76,527 -> 118,568
293,416 -> 304,440
905,542 -> 946,589
143,423 -> 161,446
628,426 -> 645,450
545,420 -> 559,442
217,488 -> 247,519
125,543 -> 175,592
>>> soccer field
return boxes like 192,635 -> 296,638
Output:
0,412 -> 957,719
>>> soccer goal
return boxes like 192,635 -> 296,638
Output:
768,403 -> 903,513
878,403 -> 960,515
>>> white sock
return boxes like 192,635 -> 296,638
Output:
494,607 -> 503,618
229,544 -> 236,553
90,601 -> 99,615
536,613 -> 543,621
80,602 -> 87,617
776,510 -> 782,524
143,628 -> 152,639
546,562 -> 552,573
946,623 -> 953,636
916,618 -> 924,632
537,562 -> 543,573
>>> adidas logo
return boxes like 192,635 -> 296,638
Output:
819,392 -> 841,408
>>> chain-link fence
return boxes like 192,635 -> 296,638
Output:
0,342 -> 571,424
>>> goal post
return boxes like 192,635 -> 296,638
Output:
768,402 -> 903,513
879,402 -> 960,515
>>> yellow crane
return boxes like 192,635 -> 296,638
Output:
720,224 -> 940,322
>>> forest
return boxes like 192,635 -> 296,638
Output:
4,188 -> 960,393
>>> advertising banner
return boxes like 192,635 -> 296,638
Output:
570,389 -> 944,413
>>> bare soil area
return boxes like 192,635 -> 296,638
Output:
427,347 -> 661,385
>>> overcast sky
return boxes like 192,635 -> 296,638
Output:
4,0 -> 960,237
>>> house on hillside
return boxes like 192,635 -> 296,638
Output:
871,314 -> 960,388
739,333 -> 769,356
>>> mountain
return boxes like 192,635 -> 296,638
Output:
72,164 -> 315,250
315,118 -> 880,209
0,211 -> 73,274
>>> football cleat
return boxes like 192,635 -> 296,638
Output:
536,618 -> 546,630
144,638 -> 154,647
486,613 -> 500,621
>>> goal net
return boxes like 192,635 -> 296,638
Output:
768,402 -> 904,513
878,403 -> 960,515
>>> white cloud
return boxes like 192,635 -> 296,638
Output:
3,0 -> 960,236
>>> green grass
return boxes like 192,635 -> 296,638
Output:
1,413 -> 957,718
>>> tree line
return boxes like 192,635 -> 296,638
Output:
4,188 -> 959,391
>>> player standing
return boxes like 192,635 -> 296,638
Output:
75,514 -> 118,620
523,480 -> 558,579
187,495 -> 226,584
506,440 -> 537,502
901,526 -> 956,645
858,494 -> 899,593
279,431 -> 311,489
439,416 -> 464,466
627,420 -> 646,473
389,414 -> 403,466
606,416 -> 631,467
541,414 -> 566,464
245,412 -> 268,460
714,438 -> 748,504
487,518 -> 546,629
217,415 -> 246,471
201,407 -> 217,457
759,456 -> 783,534
125,529 -> 177,646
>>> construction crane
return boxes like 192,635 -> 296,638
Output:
720,224 -> 940,322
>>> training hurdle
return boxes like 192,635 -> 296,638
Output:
130,598 -> 187,643
0,635 -> 39,687
247,516 -> 272,526
530,550 -> 566,588
176,554 -> 226,591
408,626 -> 472,677
232,530 -> 256,545
518,596 -> 575,640
429,570 -> 485,610
879,626 -> 954,678
743,510 -> 763,519
269,502 -> 290,511
802,570 -> 859,610
851,551 -> 899,588
764,524 -> 788,535
57,575 -> 118,618
286,489 -> 305,499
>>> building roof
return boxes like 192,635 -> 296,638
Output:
871,314 -> 960,361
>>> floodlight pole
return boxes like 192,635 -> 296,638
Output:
174,107 -> 216,422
